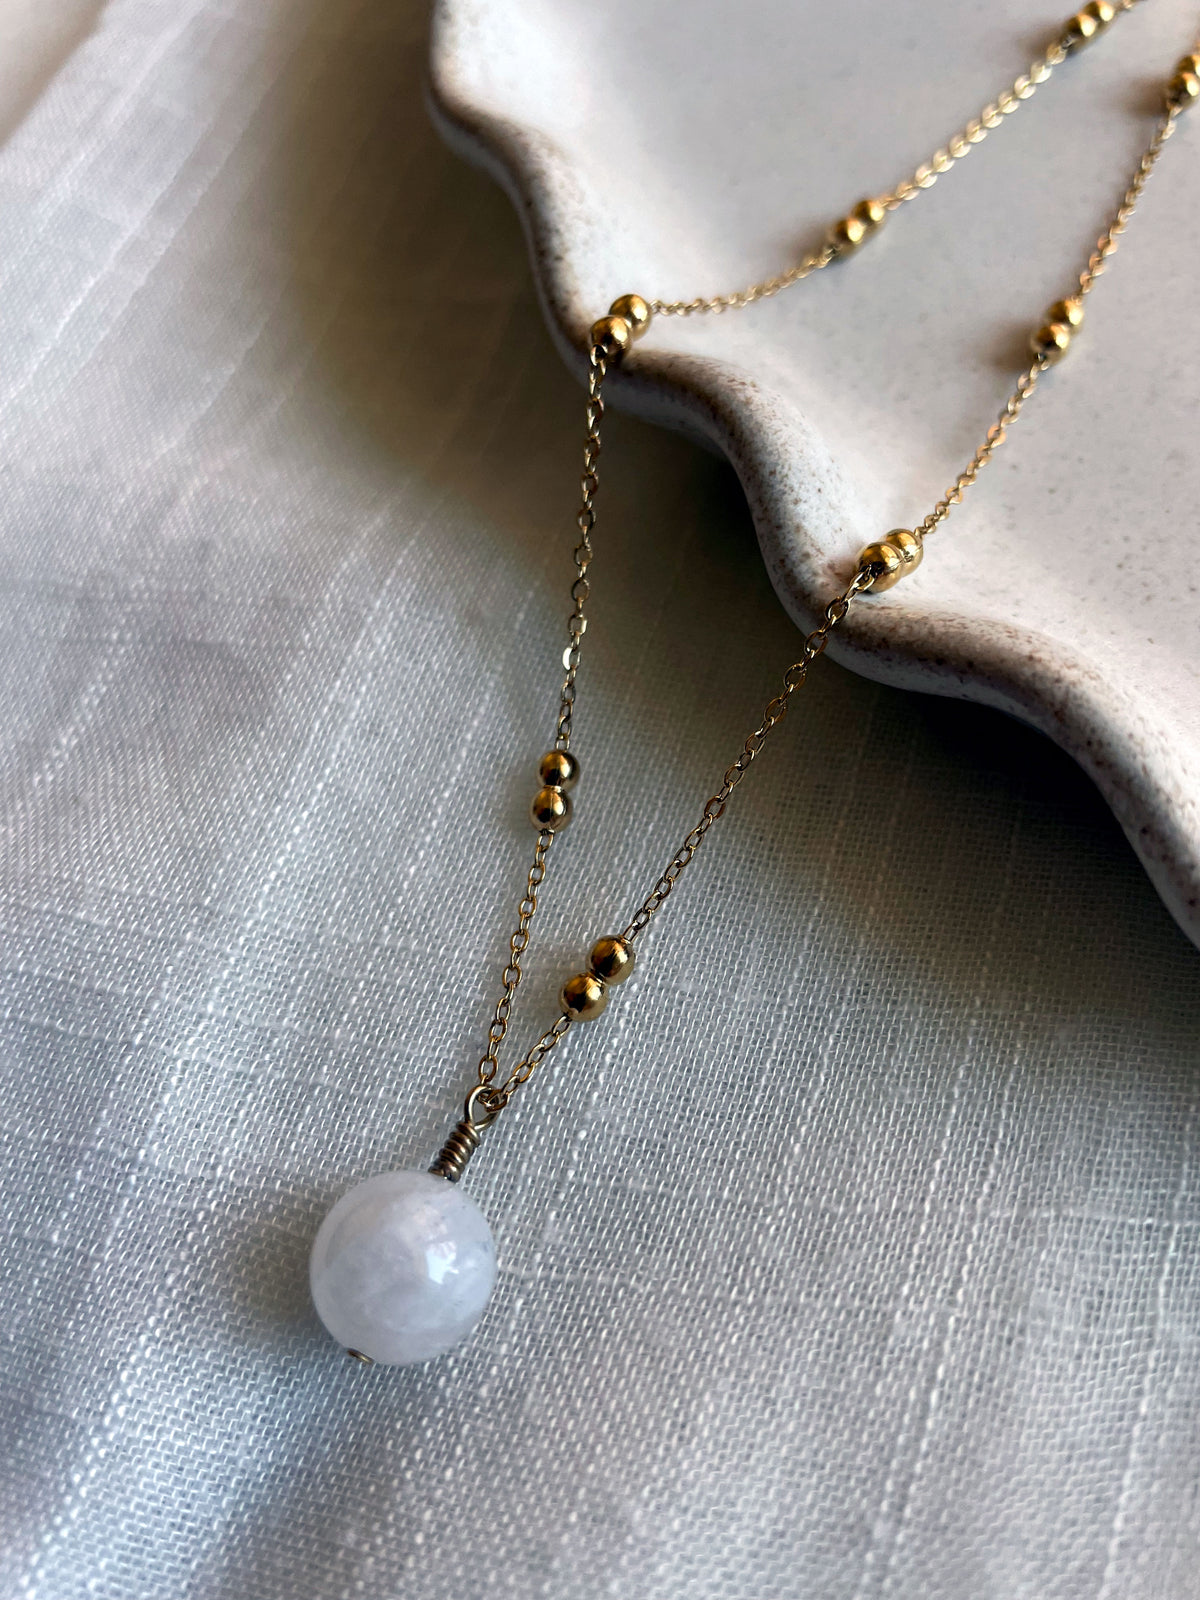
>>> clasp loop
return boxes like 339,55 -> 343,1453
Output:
464,1082 -> 505,1129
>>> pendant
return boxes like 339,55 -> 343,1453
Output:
309,1089 -> 498,1365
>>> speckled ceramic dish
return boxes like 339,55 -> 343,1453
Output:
429,0 -> 1200,950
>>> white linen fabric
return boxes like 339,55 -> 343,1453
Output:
1,3 -> 1199,1598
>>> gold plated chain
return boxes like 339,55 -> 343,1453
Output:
906,88 -> 1186,547
472,351 -> 610,1094
651,0 -> 1139,317
428,15 -> 1200,1177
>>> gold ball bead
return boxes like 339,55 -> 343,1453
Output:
538,749 -> 580,791
827,216 -> 862,255
1180,54 -> 1200,76
1063,12 -> 1092,46
589,935 -> 635,986
530,785 -> 572,831
1047,297 -> 1084,330
1064,0 -> 1114,46
827,197 -> 887,257
853,197 -> 887,229
1031,320 -> 1073,363
608,294 -> 652,340
1167,68 -> 1200,110
883,528 -> 923,573
560,971 -> 608,1022
590,314 -> 632,357
858,540 -> 906,592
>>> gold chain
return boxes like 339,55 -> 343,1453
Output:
436,13 -> 1200,1152
650,2 -> 1142,318
878,43 -> 1070,212
915,91 -> 1182,542
555,350 -> 608,746
619,574 -> 871,943
1078,93 -> 1181,295
475,352 -> 611,1089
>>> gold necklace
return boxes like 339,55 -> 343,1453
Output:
308,6 -> 1200,1368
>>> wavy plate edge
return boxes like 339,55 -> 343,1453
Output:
426,9 -> 1200,951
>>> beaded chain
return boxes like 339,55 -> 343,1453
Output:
426,8 -> 1200,1179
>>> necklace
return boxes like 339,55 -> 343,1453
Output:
307,5 -> 1199,1368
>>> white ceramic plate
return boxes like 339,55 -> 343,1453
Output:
430,0 -> 1200,949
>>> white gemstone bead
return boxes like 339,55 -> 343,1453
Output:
309,1169 -> 497,1365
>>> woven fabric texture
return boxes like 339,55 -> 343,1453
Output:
2,3 -> 1199,1597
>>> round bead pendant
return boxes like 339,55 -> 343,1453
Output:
309,1170 -> 497,1365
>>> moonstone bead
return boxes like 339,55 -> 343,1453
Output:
309,1169 -> 497,1365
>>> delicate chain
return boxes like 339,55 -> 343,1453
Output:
480,572 -> 871,1107
878,40 -> 1069,212
474,347 -> 609,1093
1078,97 -> 1179,295
650,245 -> 835,319
916,94 -> 1181,541
649,2 -> 1144,319
448,16 -> 1198,1139
621,574 -> 871,942
495,1013 -> 572,1102
556,349 -> 607,745
477,830 -> 553,1085
915,362 -> 1043,540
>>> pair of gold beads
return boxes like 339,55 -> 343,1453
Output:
591,292 -> 654,356
856,529 -> 924,593
1167,51 -> 1200,108
526,745 -> 638,1022
560,934 -> 636,1023
1031,294 -> 1085,363
1064,0 -> 1119,46
530,748 -> 580,832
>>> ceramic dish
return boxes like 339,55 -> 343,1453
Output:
429,0 -> 1200,949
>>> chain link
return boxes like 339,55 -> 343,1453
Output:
650,246 -> 834,319
878,39 -> 1070,213
493,1014 -> 572,1106
476,828 -> 555,1086
1078,99 -> 1178,297
915,361 -> 1043,540
556,348 -> 608,745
